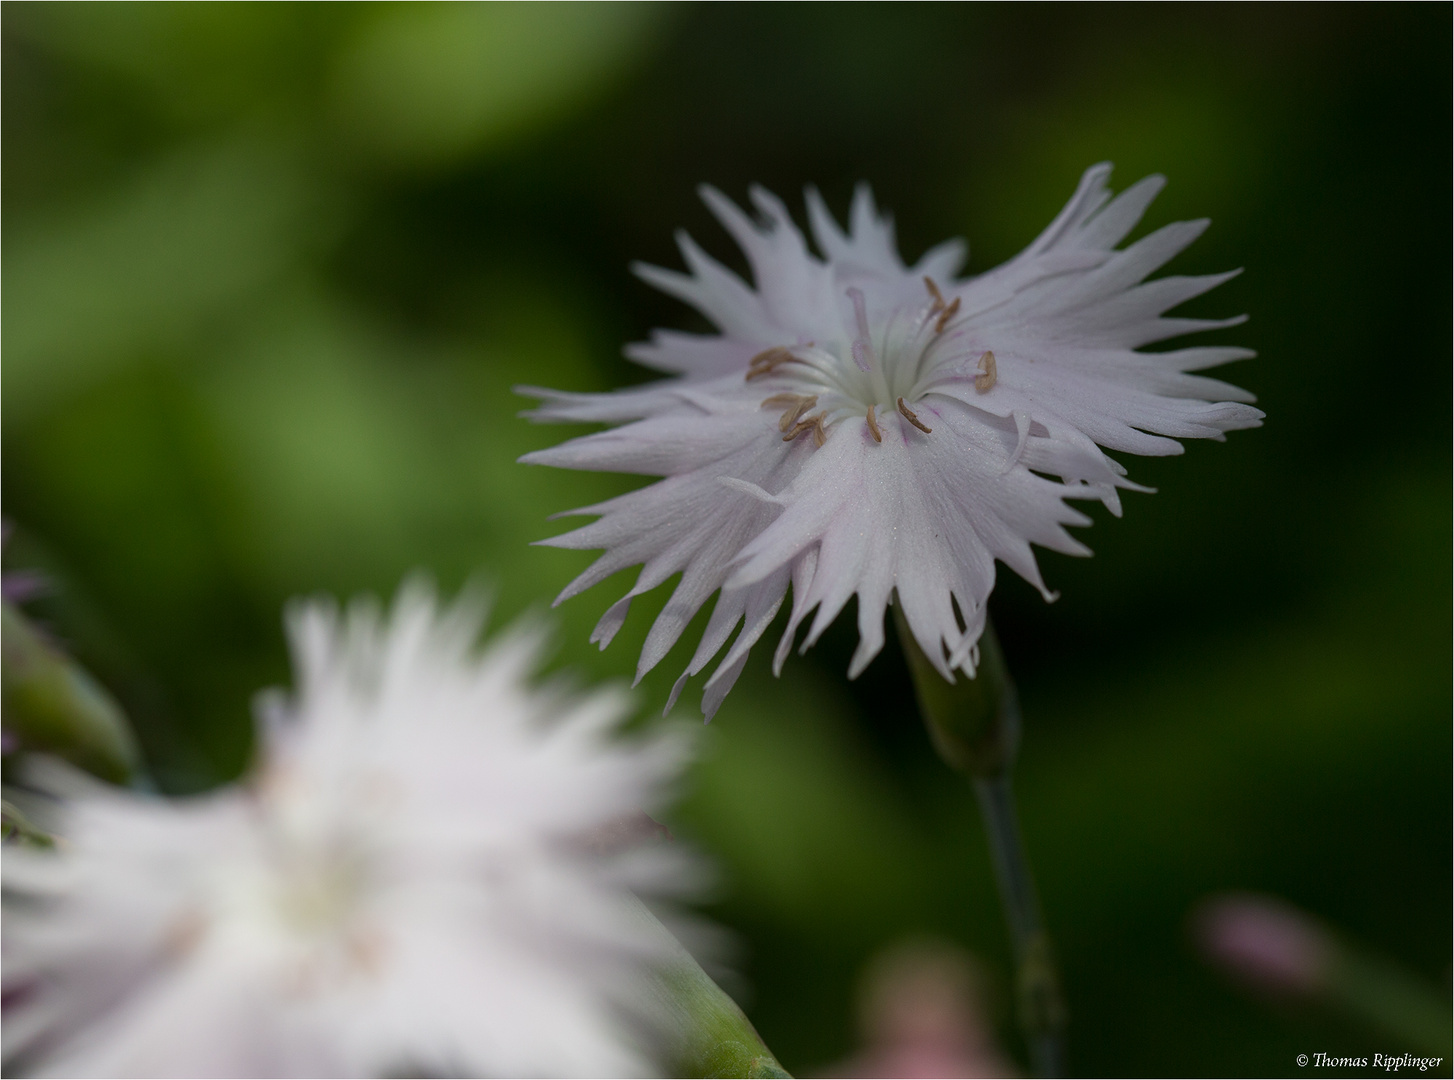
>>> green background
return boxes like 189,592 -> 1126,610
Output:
4,4 -> 1449,1076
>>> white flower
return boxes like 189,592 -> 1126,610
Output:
521,164 -> 1262,718
3,583 -> 692,1079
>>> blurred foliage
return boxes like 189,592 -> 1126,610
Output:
3,4 -> 1449,1077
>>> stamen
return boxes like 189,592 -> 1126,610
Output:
847,287 -> 876,372
783,412 -> 829,447
934,296 -> 961,335
747,346 -> 795,381
974,350 -> 997,393
897,397 -> 932,434
924,276 -> 946,316
760,392 -> 804,410
782,414 -> 815,442
778,395 -> 817,432
866,404 -> 882,443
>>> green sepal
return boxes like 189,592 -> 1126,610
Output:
628,897 -> 791,1078
892,604 -> 1019,777
2,602 -> 140,784
1,794 -> 55,846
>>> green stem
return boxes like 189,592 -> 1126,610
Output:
973,772 -> 1064,1079
892,606 -> 1066,1078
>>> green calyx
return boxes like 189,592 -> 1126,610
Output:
892,603 -> 1019,778
2,602 -> 140,785
626,896 -> 791,1078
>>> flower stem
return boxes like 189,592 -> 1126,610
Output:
892,606 -> 1067,1078
973,771 -> 1064,1079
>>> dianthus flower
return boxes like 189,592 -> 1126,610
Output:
522,165 -> 1262,717
3,584 -> 692,1078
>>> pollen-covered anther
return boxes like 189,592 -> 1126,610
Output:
760,392 -> 802,410
974,350 -> 998,393
934,296 -> 962,335
866,404 -> 883,443
763,393 -> 817,432
746,346 -> 796,381
897,397 -> 932,434
783,412 -> 827,447
923,276 -> 947,317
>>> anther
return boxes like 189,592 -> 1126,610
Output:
778,395 -> 816,432
923,276 -> 946,316
866,404 -> 883,443
760,392 -> 803,410
897,397 -> 932,434
747,346 -> 795,381
783,415 -> 816,442
934,296 -> 961,335
974,350 -> 997,393
783,412 -> 829,447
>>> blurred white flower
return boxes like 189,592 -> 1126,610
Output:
3,583 -> 693,1079
521,165 -> 1262,717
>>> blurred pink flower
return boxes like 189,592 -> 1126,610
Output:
824,939 -> 1018,1079
1194,892 -> 1332,996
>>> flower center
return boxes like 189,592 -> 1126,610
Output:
748,278 -> 994,446
276,849 -> 363,932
